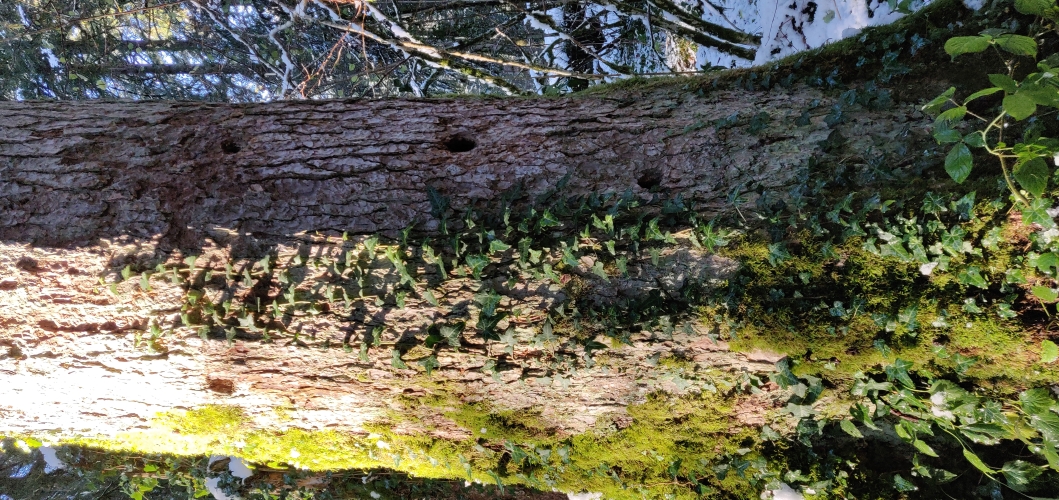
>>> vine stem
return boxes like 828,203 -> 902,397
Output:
981,114 -> 1032,206
998,155 -> 1032,206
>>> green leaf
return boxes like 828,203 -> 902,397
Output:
591,261 -> 609,281
538,209 -> 561,229
851,378 -> 892,397
391,349 -> 408,369
995,34 -> 1038,58
488,239 -> 511,254
1004,93 -> 1037,120
922,87 -> 956,114
1037,252 -> 1059,275
1030,411 -> 1059,442
885,358 -> 915,389
989,73 -> 1020,94
965,87 -> 1003,103
964,131 -> 987,148
914,439 -> 940,457
760,424 -> 781,441
1019,388 -> 1054,415
1022,197 -> 1057,229
960,423 -> 1007,445
1015,0 -> 1057,16
424,289 -> 439,307
783,403 -> 816,418
839,419 -> 863,438
937,105 -> 967,123
945,36 -> 992,58
933,120 -> 963,143
363,236 -> 378,256
945,143 -> 973,183
1042,340 -> 1059,363
957,266 -> 989,289
418,355 -> 440,376
465,254 -> 489,280
1015,157 -> 1050,196
1034,286 -> 1059,302
964,448 -> 995,475
1001,460 -> 1043,491
893,474 -> 918,492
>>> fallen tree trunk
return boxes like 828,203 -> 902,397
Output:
0,81 -> 929,455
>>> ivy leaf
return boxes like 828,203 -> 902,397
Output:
945,143 -> 973,183
783,403 -> 816,418
1014,157 -> 1049,197
767,242 -> 791,267
1037,252 -> 1059,275
440,323 -> 464,348
1022,197 -> 1056,229
1033,286 -> 1058,302
957,266 -> 989,289
537,209 -> 561,229
945,36 -> 992,58
423,289 -> 440,307
893,474 -> 918,492
852,378 -> 892,397
839,419 -> 863,438
1004,93 -> 1037,120
994,34 -> 1038,58
1041,340 -> 1059,363
418,355 -> 440,376
391,349 -> 408,369
488,239 -> 511,254
498,327 -> 518,353
885,358 -> 915,389
465,254 -> 489,279
591,261 -> 609,282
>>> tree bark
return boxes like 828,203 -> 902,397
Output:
0,83 -> 929,441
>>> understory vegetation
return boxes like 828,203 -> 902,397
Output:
6,0 -> 1059,499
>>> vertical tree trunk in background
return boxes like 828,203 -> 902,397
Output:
0,83 -> 929,438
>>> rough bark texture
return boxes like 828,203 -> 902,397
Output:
0,84 -> 929,440
3,85 -> 850,248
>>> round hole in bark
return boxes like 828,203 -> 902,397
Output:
220,140 -> 241,154
442,133 -> 476,153
637,170 -> 663,190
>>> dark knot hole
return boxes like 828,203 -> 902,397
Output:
637,170 -> 663,190
442,133 -> 476,153
221,140 -> 241,154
